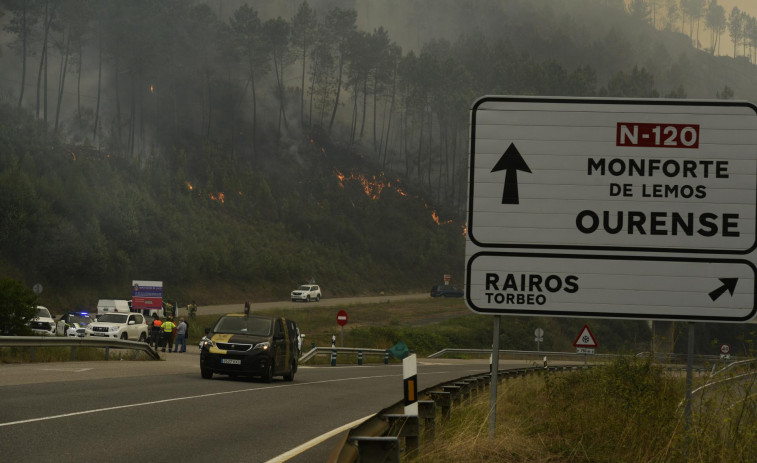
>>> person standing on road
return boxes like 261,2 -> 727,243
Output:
187,301 -> 197,321
161,317 -> 176,352
244,300 -> 250,316
150,315 -> 163,348
174,317 -> 188,353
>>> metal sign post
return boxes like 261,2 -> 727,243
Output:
337,310 -> 348,347
685,322 -> 695,456
489,315 -> 500,439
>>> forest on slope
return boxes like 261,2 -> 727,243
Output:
1,0 -> 756,310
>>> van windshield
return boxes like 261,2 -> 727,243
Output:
214,316 -> 272,336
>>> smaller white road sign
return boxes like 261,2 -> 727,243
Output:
466,252 -> 756,321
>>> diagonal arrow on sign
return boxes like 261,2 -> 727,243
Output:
490,143 -> 532,204
709,278 -> 738,301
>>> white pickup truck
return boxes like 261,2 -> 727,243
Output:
85,312 -> 148,341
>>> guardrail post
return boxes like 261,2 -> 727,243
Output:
428,391 -> 451,421
331,349 -> 337,366
349,436 -> 400,463
442,385 -> 461,406
70,346 -> 76,361
382,414 -> 419,457
105,347 -> 110,361
30,346 -> 35,362
384,351 -> 389,364
418,400 -> 436,440
358,350 -> 363,365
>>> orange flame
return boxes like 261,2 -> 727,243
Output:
209,192 -> 225,203
431,211 -> 453,225
186,181 -> 194,190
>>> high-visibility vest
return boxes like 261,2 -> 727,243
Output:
162,321 -> 176,333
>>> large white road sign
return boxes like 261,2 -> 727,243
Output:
466,96 -> 757,321
468,97 -> 757,253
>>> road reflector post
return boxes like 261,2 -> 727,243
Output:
30,346 -> 35,362
403,354 -> 418,416
358,350 -> 363,365
330,349 -> 337,366
70,346 -> 76,361
105,347 -> 110,361
384,351 -> 389,364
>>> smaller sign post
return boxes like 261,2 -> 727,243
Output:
337,310 -> 348,347
720,343 -> 731,361
534,327 -> 544,352
573,324 -> 598,365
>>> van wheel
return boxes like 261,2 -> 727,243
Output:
201,368 -> 213,379
120,333 -> 128,340
305,295 -> 310,302
262,362 -> 274,383
138,333 -> 147,342
315,295 -> 320,302
283,359 -> 296,381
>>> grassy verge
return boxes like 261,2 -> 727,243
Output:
409,357 -> 757,463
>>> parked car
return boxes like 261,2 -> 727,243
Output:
28,306 -> 57,335
290,284 -> 321,302
56,311 -> 96,337
199,314 -> 300,382
430,285 -> 464,298
85,312 -> 148,341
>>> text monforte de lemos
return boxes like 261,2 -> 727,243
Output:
577,156 -> 738,238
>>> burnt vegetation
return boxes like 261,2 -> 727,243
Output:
0,0 -> 756,307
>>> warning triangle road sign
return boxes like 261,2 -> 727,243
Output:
573,324 -> 598,348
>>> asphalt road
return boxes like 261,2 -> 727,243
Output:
0,348 -> 530,463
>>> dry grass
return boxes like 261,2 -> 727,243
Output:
410,358 -> 757,463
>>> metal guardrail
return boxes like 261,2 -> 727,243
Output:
428,348 -> 615,360
328,364 -> 592,463
0,336 -> 161,360
299,346 -> 388,363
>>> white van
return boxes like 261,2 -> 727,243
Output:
96,299 -> 131,315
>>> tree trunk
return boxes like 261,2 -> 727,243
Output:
359,73 -> 368,140
54,31 -> 71,134
114,59 -> 122,148
93,24 -> 102,143
17,6 -> 27,109
329,48 -> 345,133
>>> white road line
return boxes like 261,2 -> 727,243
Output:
0,369 -> 471,428
263,414 -> 375,463
0,374 -> 395,428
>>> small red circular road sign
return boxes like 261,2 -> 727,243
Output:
337,310 -> 348,326
720,344 -> 730,355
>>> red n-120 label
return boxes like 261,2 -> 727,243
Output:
616,122 -> 699,148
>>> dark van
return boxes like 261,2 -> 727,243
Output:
199,314 -> 300,382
